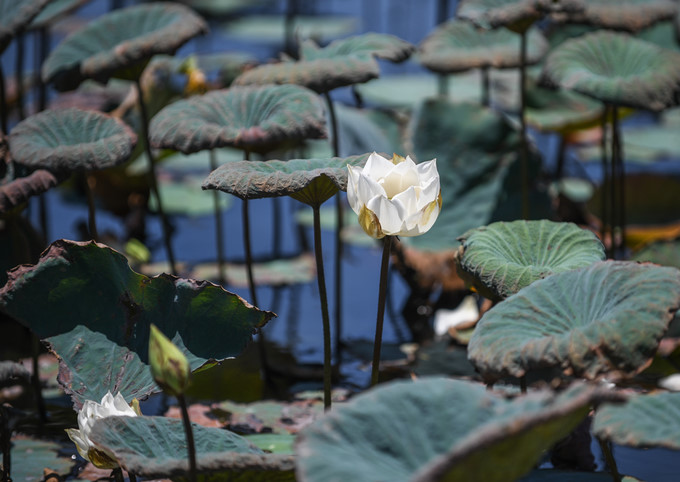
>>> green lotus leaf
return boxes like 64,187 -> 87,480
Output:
468,261 -> 680,382
203,154 -> 369,206
0,0 -> 50,53
3,437 -> 76,480
525,85 -> 603,134
0,239 -> 274,408
150,85 -> 326,155
632,238 -> 680,269
9,108 -> 137,171
456,220 -> 605,300
419,20 -> 547,73
0,169 -> 63,213
88,415 -> 295,479
296,378 -> 612,482
29,0 -> 88,30
639,20 -> 680,52
245,434 -> 296,454
403,99 -> 549,252
177,0 -> 272,17
300,33 -> 414,63
221,14 -> 357,44
563,0 -> 676,33
151,174 -> 232,217
593,391 -> 680,450
456,0 -> 554,32
42,2 -> 208,90
232,55 -> 380,94
540,31 -> 680,111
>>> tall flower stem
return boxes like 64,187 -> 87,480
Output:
600,104 -> 610,256
177,393 -> 197,482
209,150 -> 226,285
611,105 -> 625,258
371,235 -> 393,386
324,92 -> 344,366
134,77 -> 177,275
312,204 -> 332,410
241,150 -> 257,307
519,29 -> 529,220
85,174 -> 99,241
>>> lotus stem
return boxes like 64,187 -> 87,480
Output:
0,63 -> 7,133
324,92 -> 344,366
177,393 -> 198,482
15,34 -> 25,121
128,473 -> 137,482
112,468 -> 124,482
209,150 -> 226,285
555,135 -> 566,180
1,404 -> 11,481
84,174 -> 99,241
438,75 -> 449,98
134,77 -> 177,275
272,197 -> 282,258
519,29 -> 529,220
612,106 -> 625,258
597,437 -> 622,482
600,104 -> 610,257
241,150 -> 258,307
35,27 -> 49,112
519,375 -> 527,394
312,204 -> 333,410
371,235 -> 393,386
481,66 -> 490,107
31,334 -> 47,425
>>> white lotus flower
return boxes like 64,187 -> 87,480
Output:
347,152 -> 442,239
66,391 -> 138,469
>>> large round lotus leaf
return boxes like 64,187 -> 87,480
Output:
564,0 -> 676,33
402,99 -> 549,252
150,174 -> 232,217
203,154 -> 369,205
232,55 -> 380,94
29,0 -> 88,30
89,415 -> 295,479
296,378 -> 612,482
525,85 -> 602,134
593,392 -> 680,450
468,261 -> 680,382
0,0 -> 50,53
0,169 -> 63,213
300,33 -> 414,63
632,239 -> 680,269
456,220 -> 605,300
419,21 -> 547,73
540,31 -> 680,111
42,2 -> 208,90
0,239 -> 274,408
150,85 -> 326,154
9,108 -> 137,171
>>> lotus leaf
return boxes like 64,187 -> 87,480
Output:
0,239 -> 274,407
191,253 -> 316,287
419,21 -> 547,73
296,378 -> 614,482
540,31 -> 680,111
221,15 -> 357,44
42,2 -> 208,90
151,174 -> 232,217
563,0 -> 676,33
456,220 -> 605,300
150,85 -> 326,154
203,154 -> 369,206
468,261 -> 680,382
403,99 -> 549,252
2,438 -> 76,480
9,107 -> 137,171
0,169 -> 62,213
177,0 -> 272,17
88,415 -> 295,479
631,238 -> 680,269
232,55 -> 380,94
0,0 -> 51,53
457,0 -> 543,31
29,0 -> 88,30
300,33 -> 414,63
593,391 -> 680,450
525,85 -> 602,134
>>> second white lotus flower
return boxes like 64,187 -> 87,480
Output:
66,391 -> 138,469
347,152 -> 442,239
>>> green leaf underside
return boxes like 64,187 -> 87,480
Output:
9,108 -> 137,171
0,240 -> 274,407
42,3 -> 207,89
457,220 -> 605,300
202,154 -> 369,203
89,415 -> 295,478
541,31 -> 680,111
593,391 -> 680,450
150,85 -> 326,154
419,21 -> 547,73
468,261 -> 680,381
296,378 -> 608,482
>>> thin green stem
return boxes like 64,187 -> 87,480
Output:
112,467 -> 124,482
597,437 -> 622,482
312,204 -> 332,410
177,394 -> 197,482
31,334 -> 47,425
128,473 -> 137,482
209,150 -> 226,285
371,236 -> 393,386
481,66 -> 490,107
15,34 -> 25,121
437,74 -> 449,98
612,106 -> 625,258
134,77 -> 177,275
1,405 -> 11,481
519,375 -> 527,394
241,150 -> 258,307
85,174 -> 99,241
600,105 -> 610,257
519,29 -> 529,220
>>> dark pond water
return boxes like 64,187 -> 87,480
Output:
2,0 -> 680,480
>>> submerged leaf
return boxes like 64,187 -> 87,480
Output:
468,261 -> 680,382
0,239 -> 274,408
456,220 -> 605,300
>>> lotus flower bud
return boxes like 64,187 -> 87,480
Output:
347,152 -> 442,239
148,323 -> 191,397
